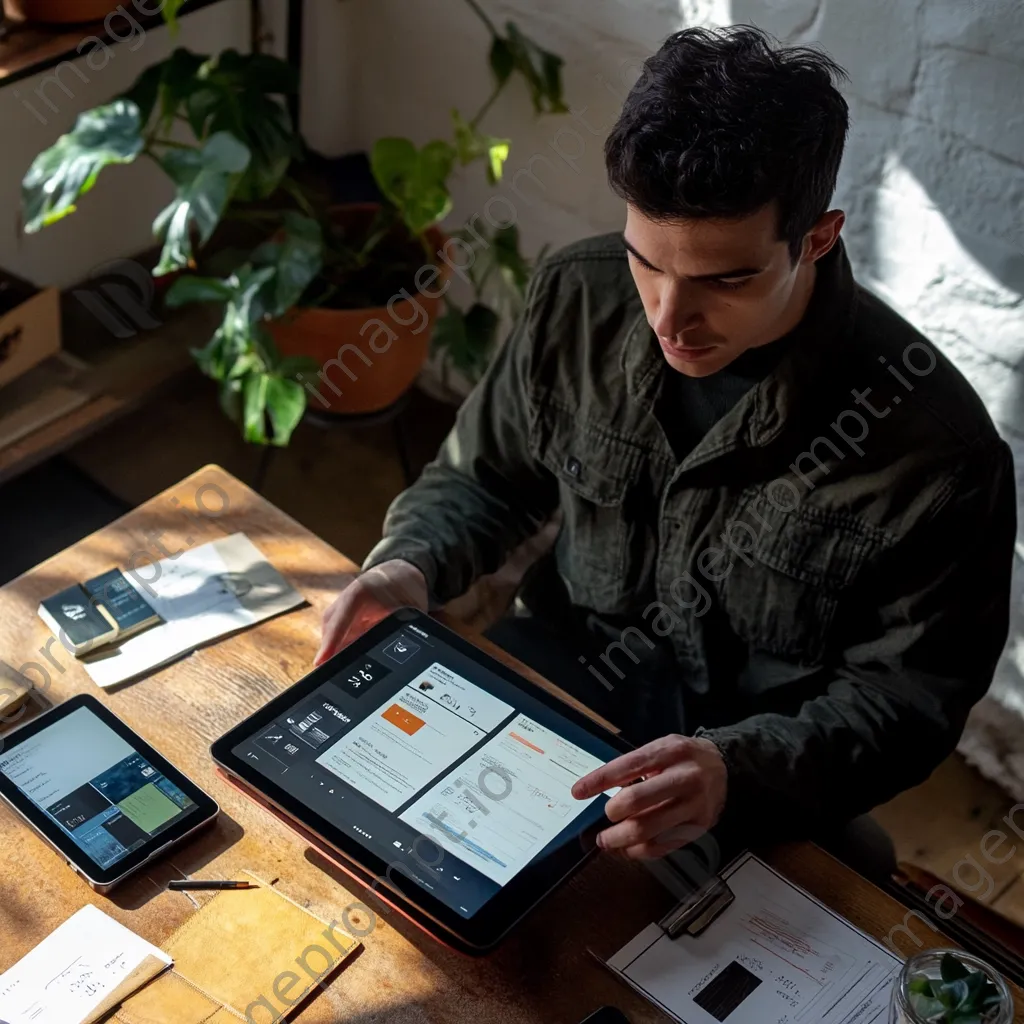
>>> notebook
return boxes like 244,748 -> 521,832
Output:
114,870 -> 361,1024
0,904 -> 172,1024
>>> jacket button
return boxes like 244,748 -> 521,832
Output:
565,456 -> 582,477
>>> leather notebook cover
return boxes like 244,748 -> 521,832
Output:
114,870 -> 361,1023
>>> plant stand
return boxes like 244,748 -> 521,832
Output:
251,388 -> 415,495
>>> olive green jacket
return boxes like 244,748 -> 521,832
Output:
365,234 -> 1016,837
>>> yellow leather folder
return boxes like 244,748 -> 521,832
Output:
114,870 -> 360,1023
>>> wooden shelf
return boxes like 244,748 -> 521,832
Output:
0,0 -> 231,87
0,296 -> 221,485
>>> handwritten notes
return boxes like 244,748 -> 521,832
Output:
0,904 -> 171,1024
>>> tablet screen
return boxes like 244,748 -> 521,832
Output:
229,619 -> 622,919
0,705 -> 200,871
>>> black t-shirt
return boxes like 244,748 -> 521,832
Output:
658,334 -> 796,462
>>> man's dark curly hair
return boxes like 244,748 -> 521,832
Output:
606,26 -> 850,262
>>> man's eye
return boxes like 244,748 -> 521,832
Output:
711,277 -> 752,291
629,253 -> 659,274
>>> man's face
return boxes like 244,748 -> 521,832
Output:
624,203 -> 825,377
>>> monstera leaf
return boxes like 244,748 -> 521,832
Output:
123,49 -> 207,135
248,212 -> 324,316
152,131 -> 251,275
371,137 -> 456,237
166,223 -> 321,446
22,101 -> 144,232
184,51 -> 301,201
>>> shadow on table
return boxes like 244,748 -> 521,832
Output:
107,810 -> 245,911
303,845 -> 654,1022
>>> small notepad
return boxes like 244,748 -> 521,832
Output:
0,904 -> 172,1024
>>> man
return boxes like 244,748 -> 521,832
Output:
318,27 -> 1015,871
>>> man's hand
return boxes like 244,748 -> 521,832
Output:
315,559 -> 428,666
571,735 -> 728,859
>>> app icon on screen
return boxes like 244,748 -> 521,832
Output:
382,636 -> 420,664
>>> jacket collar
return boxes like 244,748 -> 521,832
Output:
621,238 -> 859,451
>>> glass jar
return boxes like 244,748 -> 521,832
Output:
890,949 -> 1014,1024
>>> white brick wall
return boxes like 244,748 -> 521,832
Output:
352,0 -> 1024,785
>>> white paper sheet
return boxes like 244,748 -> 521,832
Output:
607,853 -> 900,1024
0,904 -> 171,1024
80,533 -> 304,688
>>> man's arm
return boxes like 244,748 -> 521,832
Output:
361,270 -> 559,604
700,438 -> 1017,839
316,267 -> 562,664
573,439 -> 1016,856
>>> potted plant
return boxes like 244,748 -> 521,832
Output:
20,0 -> 567,445
890,950 -> 1013,1024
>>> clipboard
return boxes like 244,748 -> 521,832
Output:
638,841 -> 740,939
595,851 -> 902,1024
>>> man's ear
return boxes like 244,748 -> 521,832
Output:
801,210 -> 846,264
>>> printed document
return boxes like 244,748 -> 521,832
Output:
607,853 -> 899,1024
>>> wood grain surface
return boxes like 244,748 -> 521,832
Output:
0,465 -> 1020,1023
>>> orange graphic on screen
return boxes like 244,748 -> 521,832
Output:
382,704 -> 425,735
510,731 -> 544,754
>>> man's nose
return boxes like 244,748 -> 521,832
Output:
652,284 -> 702,338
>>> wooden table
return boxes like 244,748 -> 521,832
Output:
1,465 -> 1020,1023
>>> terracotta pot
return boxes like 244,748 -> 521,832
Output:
270,205 -> 450,416
5,0 -> 124,23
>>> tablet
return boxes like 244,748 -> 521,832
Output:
0,694 -> 219,892
211,609 -> 631,953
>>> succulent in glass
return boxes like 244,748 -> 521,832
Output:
890,950 -> 1013,1024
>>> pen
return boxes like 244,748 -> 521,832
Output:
167,879 -> 258,891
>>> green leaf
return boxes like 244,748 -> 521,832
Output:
165,275 -> 235,307
908,977 -> 935,997
242,372 -> 269,444
192,328 -> 226,378
940,955 -> 971,984
226,351 -> 261,380
451,109 -> 510,185
498,22 -> 568,115
249,212 -> 323,316
230,94 -> 299,200
152,131 -> 251,274
938,979 -> 969,1009
120,49 -> 207,136
233,264 -> 278,324
155,49 -> 209,132
219,377 -> 243,424
22,100 -> 144,231
492,224 -> 531,295
121,62 -> 163,128
134,49 -> 299,201
203,50 -> 299,96
161,0 -> 187,32
489,36 -> 515,85
433,301 -> 500,381
265,375 -> 306,445
277,354 -> 320,378
371,137 -> 455,236
908,991 -> 946,1021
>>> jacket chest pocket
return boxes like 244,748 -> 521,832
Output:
531,411 -> 643,612
718,494 -> 885,664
